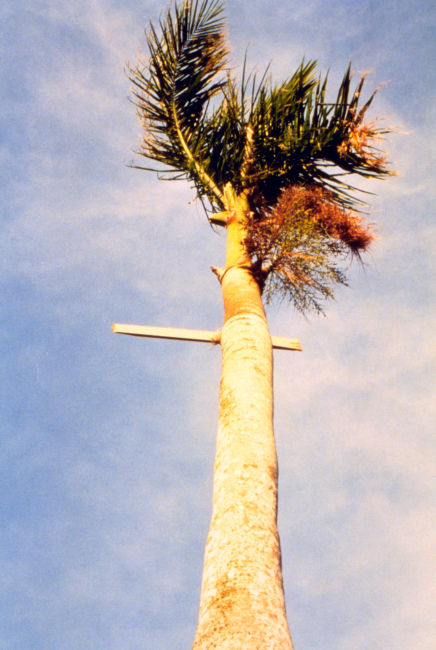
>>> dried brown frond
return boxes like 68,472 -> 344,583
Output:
338,118 -> 389,169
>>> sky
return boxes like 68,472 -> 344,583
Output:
0,0 -> 435,649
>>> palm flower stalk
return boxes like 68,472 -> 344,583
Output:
127,1 -> 393,647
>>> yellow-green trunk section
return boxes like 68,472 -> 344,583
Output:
224,190 -> 250,268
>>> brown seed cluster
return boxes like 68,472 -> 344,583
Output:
243,184 -> 375,310
246,184 -> 374,259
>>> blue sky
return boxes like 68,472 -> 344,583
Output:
1,0 -> 435,649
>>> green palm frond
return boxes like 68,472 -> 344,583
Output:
245,63 -> 392,208
128,0 -> 228,204
193,60 -> 319,202
130,0 -> 393,214
187,59 -> 391,210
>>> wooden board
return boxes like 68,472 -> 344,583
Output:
112,323 -> 220,344
112,323 -> 302,351
270,335 -> 302,351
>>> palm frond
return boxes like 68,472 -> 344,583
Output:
246,63 -> 392,208
129,0 -> 393,214
128,0 -> 228,204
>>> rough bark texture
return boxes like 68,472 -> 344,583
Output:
191,265 -> 294,650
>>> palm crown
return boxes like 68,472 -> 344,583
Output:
129,0 -> 393,311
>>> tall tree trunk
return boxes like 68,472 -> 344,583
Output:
192,198 -> 294,650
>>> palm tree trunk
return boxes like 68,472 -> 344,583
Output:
192,241 -> 294,648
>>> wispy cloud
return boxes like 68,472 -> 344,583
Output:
1,0 -> 435,649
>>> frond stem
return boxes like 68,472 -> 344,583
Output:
171,102 -> 224,205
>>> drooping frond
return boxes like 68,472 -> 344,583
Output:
128,0 -> 228,205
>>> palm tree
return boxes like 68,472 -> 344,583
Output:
128,1 -> 393,647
